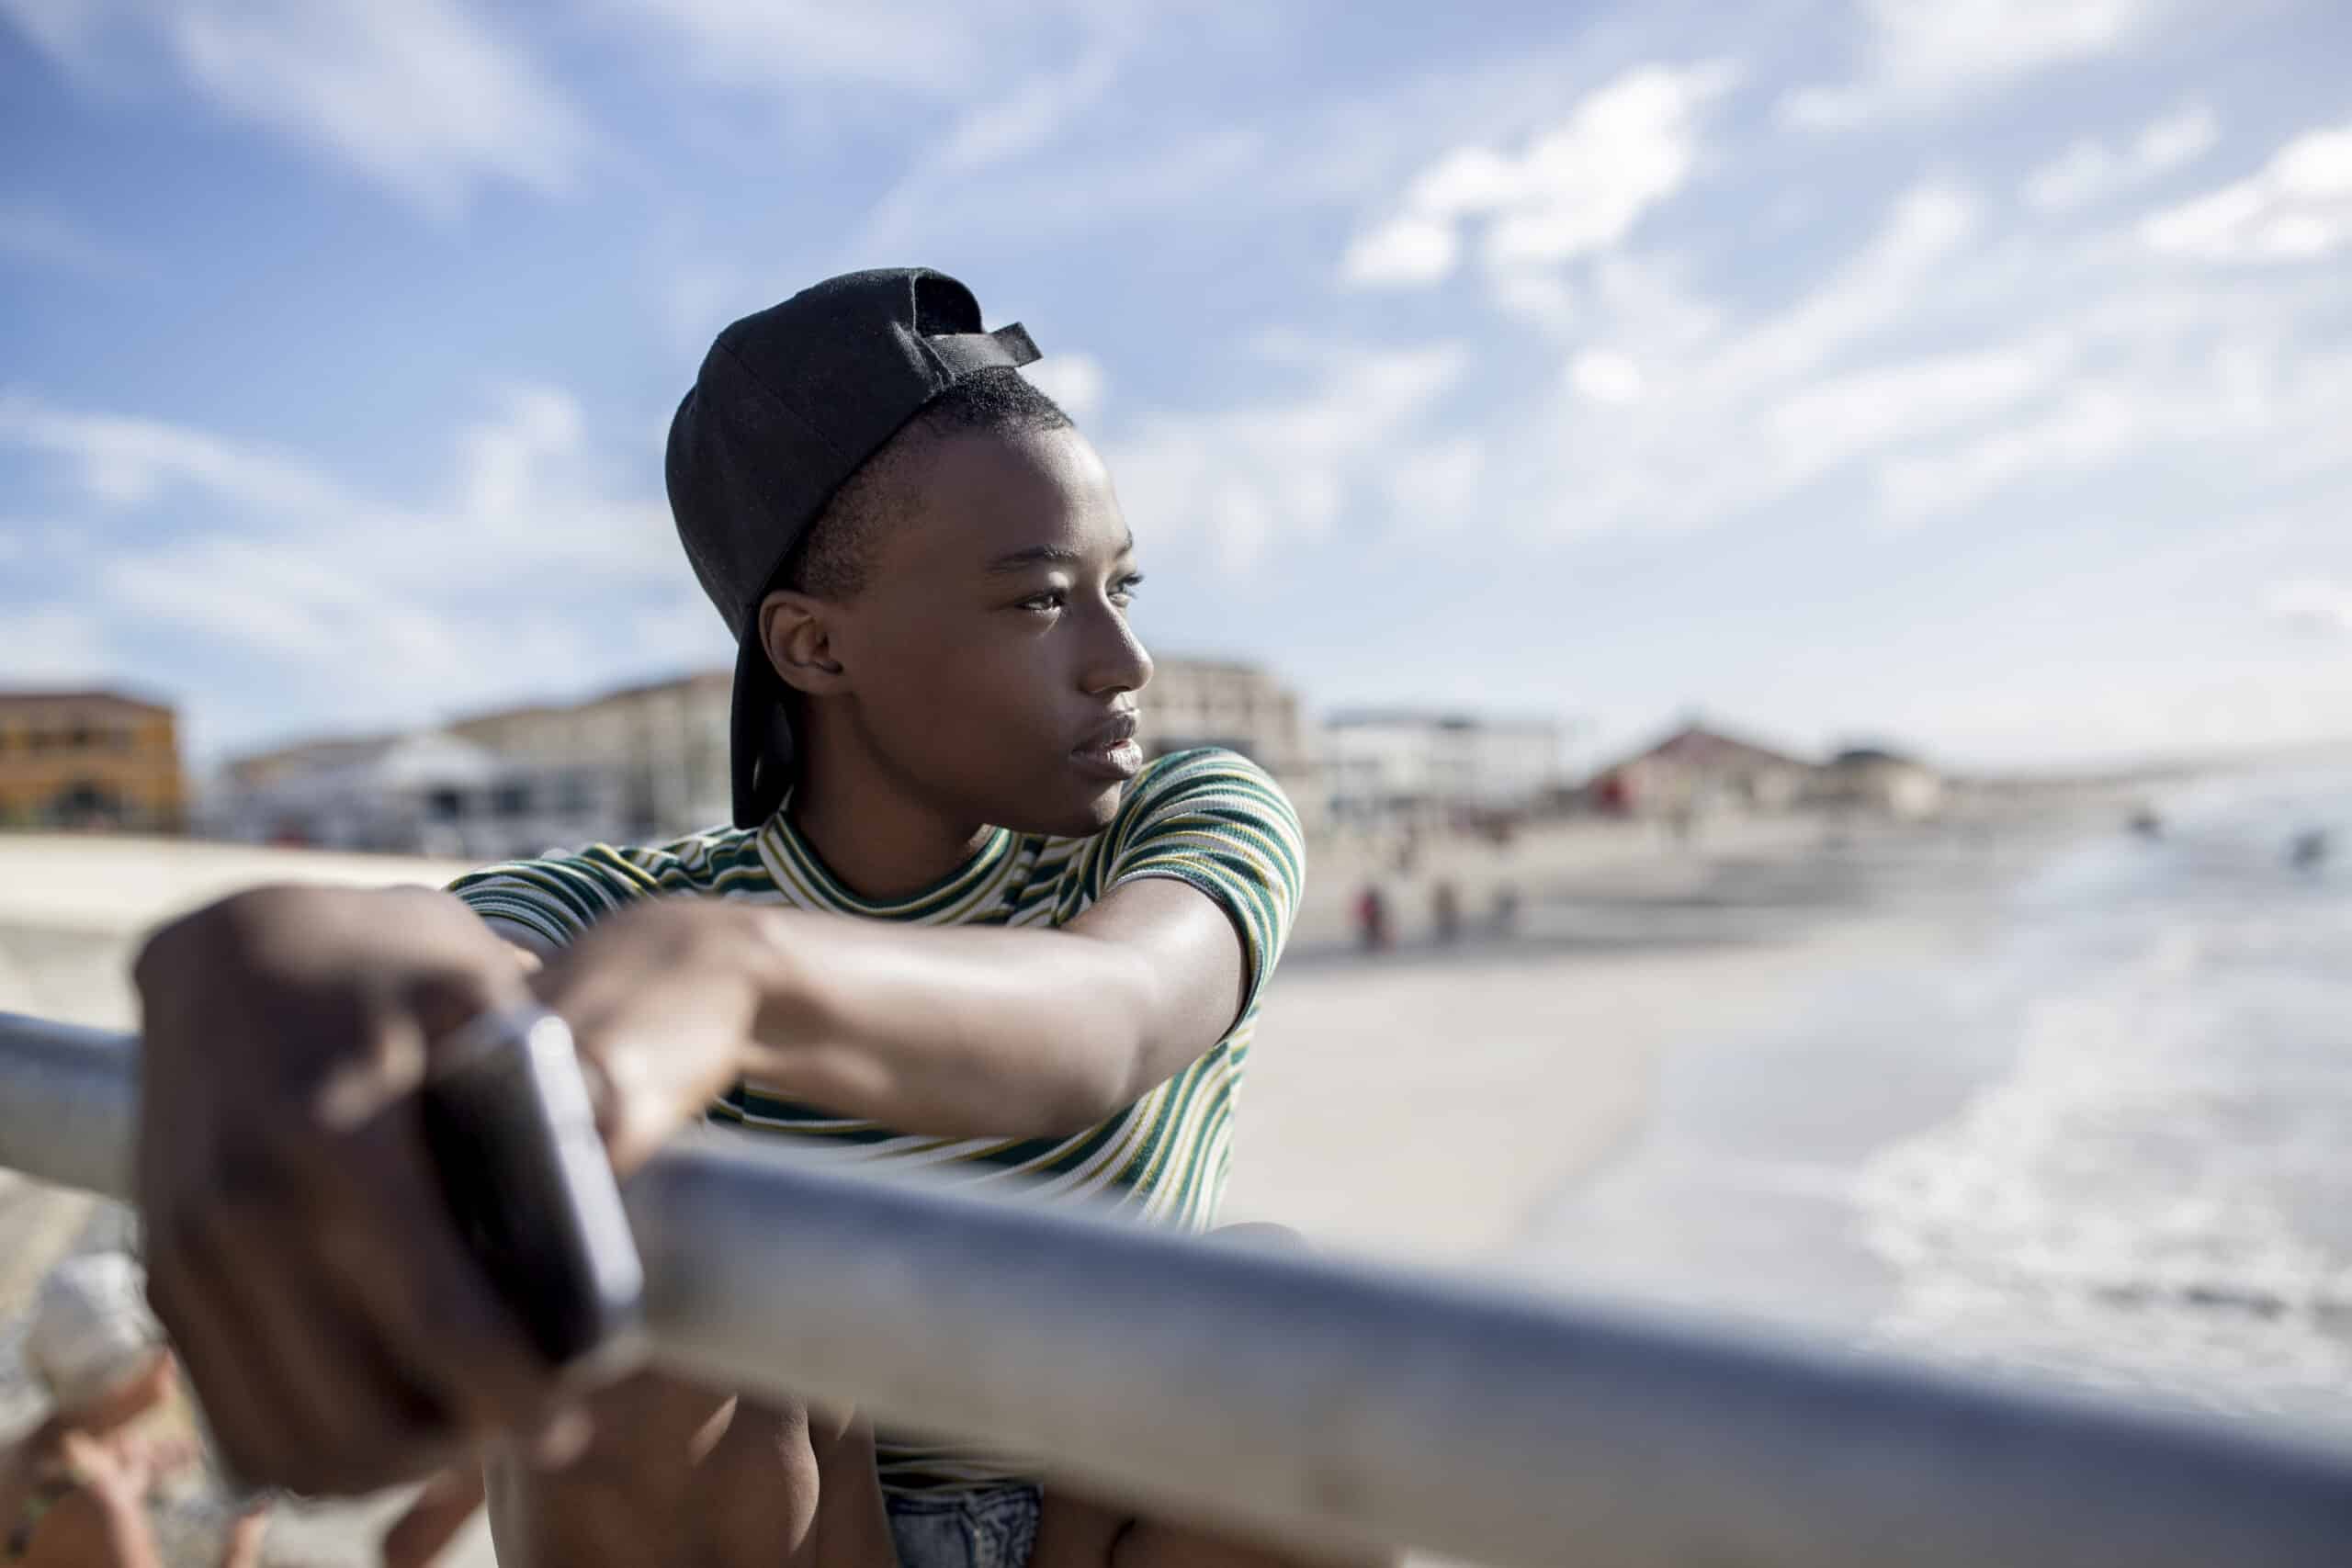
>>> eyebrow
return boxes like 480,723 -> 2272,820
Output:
984,535 -> 1137,575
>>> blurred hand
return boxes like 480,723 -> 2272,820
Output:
132,887 -> 778,1498
133,886 -> 571,1495
481,1373 -> 895,1568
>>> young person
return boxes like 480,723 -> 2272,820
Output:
130,270 -> 1334,1568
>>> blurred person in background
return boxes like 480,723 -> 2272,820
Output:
3,1257 -> 266,1568
127,270 -> 1377,1568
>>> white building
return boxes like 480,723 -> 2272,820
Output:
218,730 -> 622,861
1321,712 -> 1565,831
1814,746 -> 1946,820
447,671 -> 732,840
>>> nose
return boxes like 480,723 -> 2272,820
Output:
1080,599 -> 1153,700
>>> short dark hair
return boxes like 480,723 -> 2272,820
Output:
781,367 -> 1072,601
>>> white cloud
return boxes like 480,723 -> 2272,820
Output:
1023,352 -> 1109,424
2025,104 -> 2219,211
2269,578 -> 2352,637
1383,436 -> 1487,536
1783,0 -> 2160,130
827,6 -> 1163,260
1567,350 -> 1645,404
601,0 -> 1025,97
0,386 -> 706,737
2137,103 -> 2221,169
0,395 -> 350,513
1341,61 -> 1735,290
931,34 -> 1127,176
2141,119 -> 2352,264
1104,342 -> 1468,570
1770,344 -> 2067,487
0,201 -> 136,277
1417,152 -> 2352,558
1341,214 -> 1461,287
1708,183 -> 1980,394
2,0 -> 588,214
0,604 -> 112,683
1875,382 -> 2143,522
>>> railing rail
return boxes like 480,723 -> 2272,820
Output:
5,1008 -> 2350,1567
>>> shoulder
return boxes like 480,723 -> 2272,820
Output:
1091,747 -> 1306,1013
447,822 -> 763,945
1099,746 -> 1306,897
1110,747 -> 1302,842
1120,746 -> 1296,818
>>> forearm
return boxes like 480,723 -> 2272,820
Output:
729,906 -> 1160,1137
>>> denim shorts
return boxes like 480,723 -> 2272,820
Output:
887,1483 -> 1043,1568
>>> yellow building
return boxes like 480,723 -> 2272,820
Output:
0,690 -> 186,831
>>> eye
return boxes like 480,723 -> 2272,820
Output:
1111,571 -> 1146,606
1015,589 -> 1067,614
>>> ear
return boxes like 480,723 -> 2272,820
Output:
759,590 -> 851,697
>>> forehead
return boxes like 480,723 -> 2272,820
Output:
885,427 -> 1129,578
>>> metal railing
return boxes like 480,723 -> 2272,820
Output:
5,1008 -> 2351,1567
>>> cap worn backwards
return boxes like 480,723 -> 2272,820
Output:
664,267 -> 1040,829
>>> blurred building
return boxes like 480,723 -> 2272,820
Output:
1136,658 -> 1319,824
1814,745 -> 1945,820
1136,658 -> 1306,771
1321,712 -> 1565,832
219,729 -> 624,861
0,689 -> 186,831
1589,721 -> 1815,818
447,671 -> 732,840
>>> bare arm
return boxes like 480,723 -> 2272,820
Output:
525,875 -> 1248,1145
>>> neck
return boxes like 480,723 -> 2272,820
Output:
785,711 -> 995,901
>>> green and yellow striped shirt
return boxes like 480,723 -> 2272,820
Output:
446,746 -> 1305,1495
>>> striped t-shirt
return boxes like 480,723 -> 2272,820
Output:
445,746 -> 1305,1495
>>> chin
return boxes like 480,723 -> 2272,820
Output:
1001,777 -> 1126,840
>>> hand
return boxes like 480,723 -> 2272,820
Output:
132,886 -> 575,1496
524,898 -> 776,1170
480,1373 -> 895,1568
10,1354 -> 184,1568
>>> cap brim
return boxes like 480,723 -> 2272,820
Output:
729,631 -> 794,829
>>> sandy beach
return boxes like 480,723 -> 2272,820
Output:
0,797 -> 2110,1563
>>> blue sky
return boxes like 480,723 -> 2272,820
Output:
3,0 -> 2348,775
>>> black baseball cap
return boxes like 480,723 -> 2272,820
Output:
666,267 -> 1041,829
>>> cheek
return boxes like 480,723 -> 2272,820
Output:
864,625 -> 1064,763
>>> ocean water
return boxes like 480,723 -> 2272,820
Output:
1856,764 -> 2352,1428
1532,764 -> 2352,1438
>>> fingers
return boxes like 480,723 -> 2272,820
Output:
381,1465 -> 487,1568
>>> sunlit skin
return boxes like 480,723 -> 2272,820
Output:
761,425 -> 1155,897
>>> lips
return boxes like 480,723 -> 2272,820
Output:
1076,711 -> 1138,751
1071,710 -> 1144,779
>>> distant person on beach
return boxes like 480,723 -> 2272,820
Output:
1430,881 -> 1461,943
125,271 -> 1359,1568
3,1257 -> 267,1568
2288,827 -> 2330,872
1355,885 -> 1390,951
